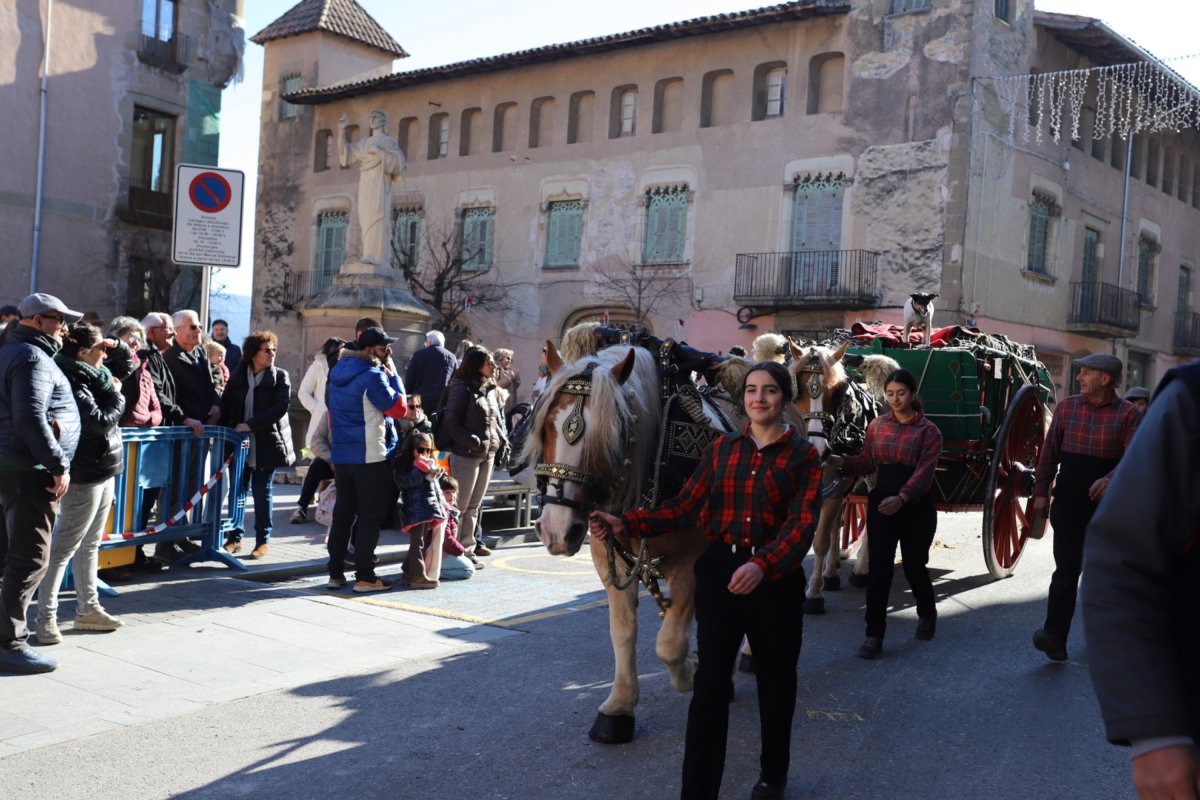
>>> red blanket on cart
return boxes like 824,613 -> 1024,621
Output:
849,322 -> 983,348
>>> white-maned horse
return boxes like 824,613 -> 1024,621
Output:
522,341 -> 729,743
788,340 -> 899,614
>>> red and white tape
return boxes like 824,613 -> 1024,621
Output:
102,440 -> 248,542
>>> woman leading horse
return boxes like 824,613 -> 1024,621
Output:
590,360 -> 822,800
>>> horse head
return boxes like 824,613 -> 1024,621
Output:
522,340 -> 660,556
788,339 -> 850,457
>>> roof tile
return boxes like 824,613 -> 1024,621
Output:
250,0 -> 407,58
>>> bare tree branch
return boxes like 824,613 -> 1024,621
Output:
588,252 -> 688,330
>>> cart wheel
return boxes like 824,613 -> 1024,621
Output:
982,384 -> 1045,579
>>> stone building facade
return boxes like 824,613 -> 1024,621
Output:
0,0 -> 244,319
250,0 -> 1200,398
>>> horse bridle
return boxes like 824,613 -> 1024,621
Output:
533,362 -> 619,515
797,355 -> 834,442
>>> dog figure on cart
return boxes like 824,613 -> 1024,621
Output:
903,292 -> 938,347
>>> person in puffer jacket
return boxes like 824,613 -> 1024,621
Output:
0,293 -> 83,675
325,326 -> 407,593
35,323 -> 127,646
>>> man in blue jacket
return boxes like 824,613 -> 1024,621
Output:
325,327 -> 407,593
0,293 -> 83,674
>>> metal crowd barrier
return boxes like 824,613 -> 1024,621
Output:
65,426 -> 252,597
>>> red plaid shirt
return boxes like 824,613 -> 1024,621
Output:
1034,393 -> 1140,498
843,412 -> 943,501
622,425 -> 821,580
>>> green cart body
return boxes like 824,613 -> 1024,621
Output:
844,338 -> 1056,578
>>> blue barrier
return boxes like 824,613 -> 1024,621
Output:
61,427 -> 252,596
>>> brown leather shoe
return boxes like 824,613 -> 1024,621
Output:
474,543 -> 493,556
223,540 -> 242,555
249,543 -> 270,560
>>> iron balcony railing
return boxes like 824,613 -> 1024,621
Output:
733,250 -> 880,309
114,178 -> 172,230
137,26 -> 189,73
1175,309 -> 1200,355
282,270 -> 336,308
1067,281 -> 1140,336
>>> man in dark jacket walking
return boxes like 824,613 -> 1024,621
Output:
1083,361 -> 1200,799
404,330 -> 456,413
0,293 -> 83,674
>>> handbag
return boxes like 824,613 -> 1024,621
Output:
315,481 -> 337,527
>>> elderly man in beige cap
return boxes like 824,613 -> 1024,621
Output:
1030,352 -> 1141,662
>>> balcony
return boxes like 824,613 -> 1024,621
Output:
733,250 -> 880,310
281,271 -> 335,309
137,27 -> 189,73
1175,310 -> 1200,356
114,179 -> 172,230
1066,281 -> 1140,338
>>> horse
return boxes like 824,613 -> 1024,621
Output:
522,334 -> 738,744
788,339 -> 899,614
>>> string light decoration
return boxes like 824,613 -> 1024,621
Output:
986,60 -> 1200,145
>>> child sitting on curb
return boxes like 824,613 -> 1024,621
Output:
438,475 -> 476,581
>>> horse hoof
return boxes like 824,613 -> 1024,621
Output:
738,653 -> 756,674
803,597 -> 826,615
848,573 -> 869,589
823,575 -> 841,591
588,713 -> 635,744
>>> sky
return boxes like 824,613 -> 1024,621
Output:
211,0 -> 1200,301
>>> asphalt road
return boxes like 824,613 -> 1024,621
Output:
1,507 -> 1133,800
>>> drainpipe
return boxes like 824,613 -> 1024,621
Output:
1116,133 -> 1134,289
30,0 -> 53,294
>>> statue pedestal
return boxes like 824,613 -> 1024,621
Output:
298,262 -> 434,365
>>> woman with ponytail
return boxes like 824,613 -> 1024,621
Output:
35,323 -> 127,644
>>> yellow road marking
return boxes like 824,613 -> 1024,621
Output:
805,709 -> 865,722
337,592 -> 610,628
489,552 -> 596,576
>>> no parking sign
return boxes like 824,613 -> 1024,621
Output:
172,164 -> 244,267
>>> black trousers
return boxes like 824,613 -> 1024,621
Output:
1044,494 -> 1098,641
327,461 -> 392,582
0,471 -> 58,649
298,457 -> 335,509
681,539 -> 805,800
864,491 -> 938,638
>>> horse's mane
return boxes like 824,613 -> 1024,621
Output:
752,333 -> 788,363
708,355 -> 753,394
857,354 -> 901,399
559,322 -> 602,362
519,345 -> 661,514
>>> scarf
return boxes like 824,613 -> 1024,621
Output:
54,353 -> 114,393
243,366 -> 266,467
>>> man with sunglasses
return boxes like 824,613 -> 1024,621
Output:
0,293 -> 83,673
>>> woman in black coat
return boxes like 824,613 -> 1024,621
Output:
36,323 -> 127,644
220,331 -> 294,559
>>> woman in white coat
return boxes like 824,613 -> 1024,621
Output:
292,337 -> 344,522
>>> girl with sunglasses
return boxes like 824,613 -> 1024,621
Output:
395,431 -> 447,589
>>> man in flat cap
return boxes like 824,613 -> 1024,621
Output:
0,293 -> 83,673
1031,352 -> 1140,662
1124,386 -> 1150,415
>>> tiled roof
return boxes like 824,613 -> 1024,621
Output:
250,0 -> 408,59
284,0 -> 849,104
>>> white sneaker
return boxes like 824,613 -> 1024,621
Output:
290,507 -> 308,524
74,608 -> 125,632
36,617 -> 62,645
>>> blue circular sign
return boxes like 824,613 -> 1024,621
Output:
188,172 -> 232,213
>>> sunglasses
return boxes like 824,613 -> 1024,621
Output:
39,314 -> 65,324
415,447 -> 434,455
186,324 -> 202,331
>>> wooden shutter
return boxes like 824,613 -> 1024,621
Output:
462,208 -> 493,271
642,189 -> 687,264
1027,202 -> 1050,274
547,201 -> 583,267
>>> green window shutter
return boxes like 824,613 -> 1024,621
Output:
316,213 -> 346,289
462,208 -> 494,271
1137,240 -> 1152,303
546,200 -> 583,267
643,189 -> 688,264
392,210 -> 421,270
1027,202 -> 1050,273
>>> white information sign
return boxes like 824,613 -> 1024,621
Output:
172,164 -> 245,267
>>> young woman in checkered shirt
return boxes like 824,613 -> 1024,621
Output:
829,368 -> 943,660
589,361 -> 822,800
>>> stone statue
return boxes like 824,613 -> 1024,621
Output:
338,109 -> 406,268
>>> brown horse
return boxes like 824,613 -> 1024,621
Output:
788,340 -> 898,614
521,340 -> 723,744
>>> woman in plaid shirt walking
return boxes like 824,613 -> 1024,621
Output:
829,368 -> 943,660
589,361 -> 822,800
